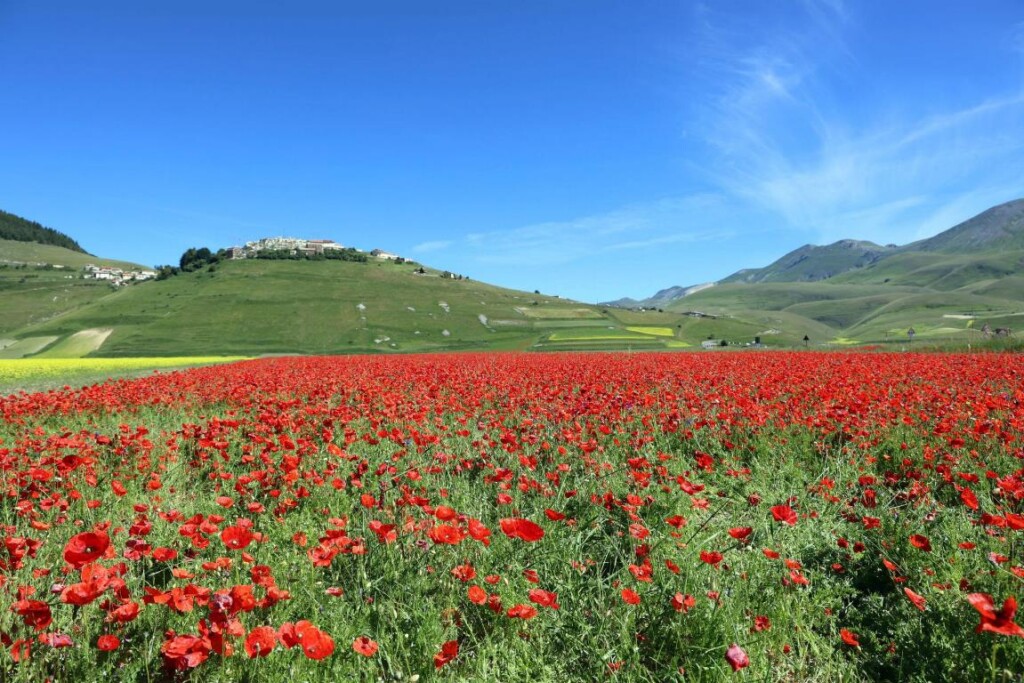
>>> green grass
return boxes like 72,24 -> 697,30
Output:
0,238 -> 146,269
11,260 -> 528,355
0,336 -> 58,359
831,250 -> 1023,290
547,329 -> 653,342
4,240 -> 1023,355
0,239 -> 151,335
7,259 -> 850,355
34,328 -> 113,358
515,306 -> 605,319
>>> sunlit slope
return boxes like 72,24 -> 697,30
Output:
0,238 -> 143,269
0,239 -> 147,334
828,250 -> 1024,291
672,277 -> 1024,345
13,259 -> 550,354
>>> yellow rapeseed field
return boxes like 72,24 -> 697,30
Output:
625,326 -> 676,337
0,357 -> 248,383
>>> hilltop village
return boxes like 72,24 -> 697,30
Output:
223,236 -> 401,261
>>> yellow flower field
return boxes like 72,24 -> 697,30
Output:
624,326 -> 676,337
0,357 -> 248,384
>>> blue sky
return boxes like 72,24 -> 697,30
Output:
2,1 -> 1023,302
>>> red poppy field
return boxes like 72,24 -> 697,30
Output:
2,352 -> 1023,681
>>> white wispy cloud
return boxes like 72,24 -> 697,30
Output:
411,239 -> 453,253
462,195 -> 732,267
691,2 -> 1024,245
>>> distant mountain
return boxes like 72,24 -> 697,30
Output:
635,198 -> 1024,305
721,240 -> 895,284
602,283 -> 717,308
903,198 -> 1024,253
0,209 -> 87,253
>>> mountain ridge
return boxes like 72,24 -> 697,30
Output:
625,197 -> 1024,306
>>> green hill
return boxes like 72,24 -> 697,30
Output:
6,258 -> 756,356
0,238 -> 144,270
0,239 -> 150,336
5,197 -> 1024,358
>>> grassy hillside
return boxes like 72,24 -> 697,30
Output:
829,250 -> 1023,290
721,239 -> 894,284
8,258 -> 776,356
628,200 -> 1024,348
0,239 -> 150,335
904,198 -> 1024,252
668,275 -> 1024,347
0,238 -> 144,269
5,195 -> 1023,356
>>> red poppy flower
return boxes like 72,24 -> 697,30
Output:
97,634 -> 120,652
64,531 -> 110,568
12,600 -> 52,631
428,524 -> 466,545
152,547 -> 178,562
245,626 -> 276,658
451,563 -> 476,582
909,535 -> 931,552
507,604 -> 538,620
771,505 -> 798,525
725,643 -> 749,671
161,634 -> 212,670
528,588 -> 560,610
369,520 -> 397,544
277,622 -> 300,649
499,518 -> 544,542
700,550 -> 724,567
904,587 -> 927,611
221,524 -> 253,550
434,639 -> 459,669
106,601 -> 141,623
544,508 -> 566,521
468,585 -> 487,605
298,625 -> 335,660
671,593 -> 695,613
665,515 -> 687,529
967,593 -> 1024,637
40,633 -> 73,648
434,505 -> 458,521
468,518 -> 492,546
352,635 -> 378,657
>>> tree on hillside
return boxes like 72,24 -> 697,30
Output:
0,209 -> 88,253
179,247 -> 218,272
